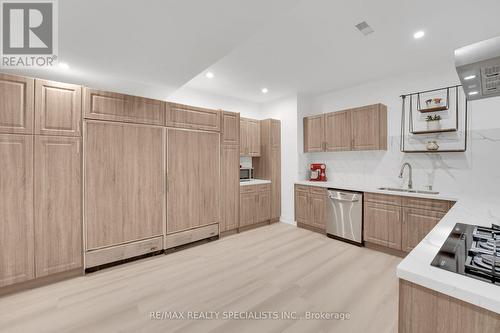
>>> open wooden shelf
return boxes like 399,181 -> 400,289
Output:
418,106 -> 448,113
411,128 -> 457,135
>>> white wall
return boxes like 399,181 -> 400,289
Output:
298,64 -> 500,198
261,95 -> 299,224
168,86 -> 263,119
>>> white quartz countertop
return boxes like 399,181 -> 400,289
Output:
295,180 -> 500,314
240,179 -> 271,186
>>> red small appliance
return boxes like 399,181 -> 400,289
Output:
309,163 -> 327,181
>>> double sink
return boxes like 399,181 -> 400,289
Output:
377,187 -> 439,195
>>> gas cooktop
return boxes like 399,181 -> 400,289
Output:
431,223 -> 499,285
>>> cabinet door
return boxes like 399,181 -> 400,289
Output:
309,192 -> 326,230
240,119 -> 248,155
0,134 -> 34,287
85,121 -> 165,250
239,192 -> 256,227
34,136 -> 82,277
364,202 -> 402,250
167,129 -> 220,234
270,119 -> 281,149
35,79 -> 82,136
221,111 -> 239,145
325,110 -> 351,151
303,115 -> 324,152
248,119 -> 261,156
351,105 -> 386,151
270,147 -> 281,221
166,103 -> 220,131
84,88 -> 165,125
295,188 -> 309,224
221,145 -> 240,232
256,189 -> 271,223
0,73 -> 34,134
402,208 -> 445,252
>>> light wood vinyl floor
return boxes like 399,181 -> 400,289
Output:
0,223 -> 400,333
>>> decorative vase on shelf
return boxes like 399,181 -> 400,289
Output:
426,141 -> 439,151
426,120 -> 441,131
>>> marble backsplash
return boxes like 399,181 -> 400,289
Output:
302,128 -> 500,198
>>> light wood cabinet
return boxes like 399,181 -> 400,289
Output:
364,193 -> 453,255
325,110 -> 351,151
240,117 -> 261,156
364,202 -> 402,250
351,104 -> 387,150
34,136 -> 82,277
84,121 -> 165,250
294,185 -> 327,232
239,184 -> 271,227
303,104 -> 387,152
221,111 -> 239,145
399,280 -> 500,333
220,145 -> 240,232
167,129 -> 220,234
166,103 -> 220,132
83,88 -> 166,126
220,111 -> 240,233
402,208 -> 446,252
35,79 -> 82,137
303,115 -> 325,152
0,73 -> 34,134
253,119 -> 281,222
0,134 -> 34,287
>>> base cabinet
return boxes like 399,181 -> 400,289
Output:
294,185 -> 327,232
34,136 -> 82,277
364,193 -> 453,255
239,184 -> 271,228
0,134 -> 34,287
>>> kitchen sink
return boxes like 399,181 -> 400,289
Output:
377,187 -> 439,195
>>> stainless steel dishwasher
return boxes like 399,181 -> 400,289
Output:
326,189 -> 363,245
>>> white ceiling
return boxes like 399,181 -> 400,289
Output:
3,0 -> 500,103
183,0 -> 500,102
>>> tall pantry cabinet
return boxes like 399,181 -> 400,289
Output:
220,111 -> 240,233
0,74 -> 82,289
254,119 -> 281,222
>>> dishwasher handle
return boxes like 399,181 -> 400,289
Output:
328,190 -> 362,202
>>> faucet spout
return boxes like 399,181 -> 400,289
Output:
399,162 -> 413,189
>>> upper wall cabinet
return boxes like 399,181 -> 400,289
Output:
0,73 -> 34,134
35,79 -> 82,137
221,111 -> 240,145
351,104 -> 387,151
303,103 -> 387,153
240,117 -> 260,156
83,88 -> 166,126
303,114 -> 325,152
166,103 -> 220,132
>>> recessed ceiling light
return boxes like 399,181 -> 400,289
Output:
464,75 -> 476,80
468,91 -> 479,96
413,30 -> 425,39
205,72 -> 214,79
261,88 -> 268,94
58,62 -> 69,69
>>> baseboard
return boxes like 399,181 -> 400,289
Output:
0,268 -> 82,297
296,222 -> 326,235
365,242 -> 406,258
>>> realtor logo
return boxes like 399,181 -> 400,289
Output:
1,0 -> 58,67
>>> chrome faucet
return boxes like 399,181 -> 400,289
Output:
399,163 -> 413,189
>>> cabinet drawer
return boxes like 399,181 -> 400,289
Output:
295,184 -> 310,193
402,197 -> 451,212
309,187 -> 326,195
365,192 -> 402,206
240,184 -> 258,194
166,103 -> 220,131
256,184 -> 270,192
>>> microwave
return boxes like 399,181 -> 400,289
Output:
240,167 -> 253,181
